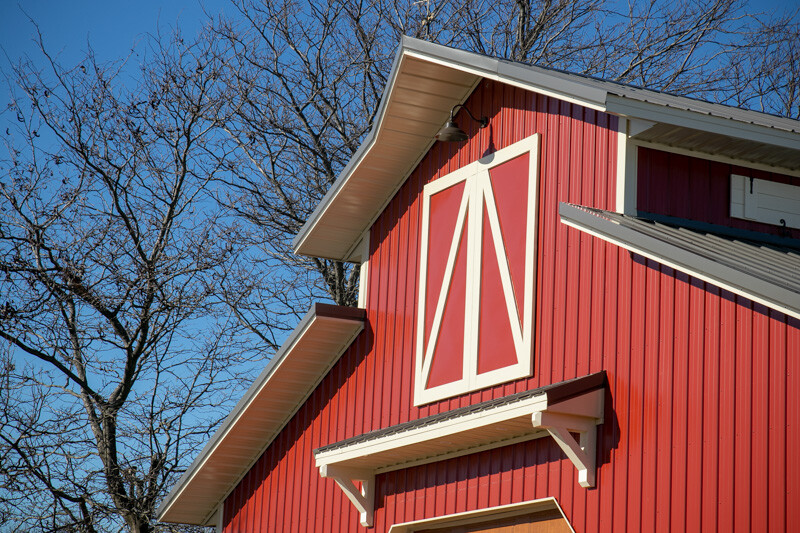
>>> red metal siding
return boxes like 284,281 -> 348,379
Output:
221,79 -> 800,532
637,146 -> 800,239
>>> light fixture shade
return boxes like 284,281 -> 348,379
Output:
435,120 -> 469,142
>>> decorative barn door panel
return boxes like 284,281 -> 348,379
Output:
415,135 -> 540,405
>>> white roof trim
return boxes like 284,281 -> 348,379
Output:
606,95 -> 800,152
314,373 -> 605,526
156,304 -> 365,526
315,387 -> 603,478
559,203 -> 800,320
401,47 -> 608,110
293,37 -> 800,261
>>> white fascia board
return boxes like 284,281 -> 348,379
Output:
315,386 -> 605,471
155,308 -> 321,522
156,305 -> 365,524
291,43 -> 408,257
494,61 -> 607,110
315,394 -> 550,468
606,94 -> 800,152
401,37 -> 608,111
400,36 -> 500,81
559,203 -> 800,320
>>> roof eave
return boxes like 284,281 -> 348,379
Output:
290,38 -> 611,261
292,38 -> 800,262
156,303 -> 365,526
606,94 -> 800,152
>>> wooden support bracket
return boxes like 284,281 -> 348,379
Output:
532,411 -> 598,488
320,464 -> 375,527
315,384 -> 606,528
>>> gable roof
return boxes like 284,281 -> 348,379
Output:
293,37 -> 800,261
559,203 -> 800,320
158,38 -> 800,528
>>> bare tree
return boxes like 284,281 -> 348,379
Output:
2,1 -> 797,531
207,0 -> 799,341
722,15 -> 800,118
207,0 -> 387,319
0,29 -> 252,532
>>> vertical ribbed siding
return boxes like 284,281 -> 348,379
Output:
221,79 -> 799,532
637,146 -> 800,240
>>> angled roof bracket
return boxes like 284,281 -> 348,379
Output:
533,410 -> 598,487
532,385 -> 603,487
313,373 -> 606,526
320,464 -> 375,527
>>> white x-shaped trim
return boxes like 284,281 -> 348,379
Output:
415,134 -> 540,405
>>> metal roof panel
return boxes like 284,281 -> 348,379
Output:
559,203 -> 800,319
293,38 -> 800,261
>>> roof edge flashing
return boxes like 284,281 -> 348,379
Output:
607,94 -> 800,149
291,42 -> 409,258
559,203 -> 800,320
401,37 -> 609,108
156,303 -> 365,524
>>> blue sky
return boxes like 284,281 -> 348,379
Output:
0,0 -> 230,68
2,0 -> 798,70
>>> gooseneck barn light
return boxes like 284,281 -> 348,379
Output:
435,104 -> 489,142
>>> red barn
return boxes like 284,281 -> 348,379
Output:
157,38 -> 800,532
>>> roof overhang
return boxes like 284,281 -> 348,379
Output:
559,203 -> 800,320
314,372 -> 606,527
293,38 -> 800,262
608,96 -> 800,172
156,303 -> 365,526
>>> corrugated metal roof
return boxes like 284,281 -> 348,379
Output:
293,37 -> 800,261
156,304 -> 365,526
559,203 -> 800,319
517,61 -> 800,134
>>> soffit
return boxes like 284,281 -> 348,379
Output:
293,38 -> 800,262
291,52 -> 480,261
156,303 -> 365,526
631,123 -> 800,172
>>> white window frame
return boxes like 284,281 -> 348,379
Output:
415,134 -> 540,406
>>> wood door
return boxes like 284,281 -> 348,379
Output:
417,509 -> 572,533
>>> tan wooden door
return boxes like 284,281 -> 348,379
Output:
417,510 -> 572,533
